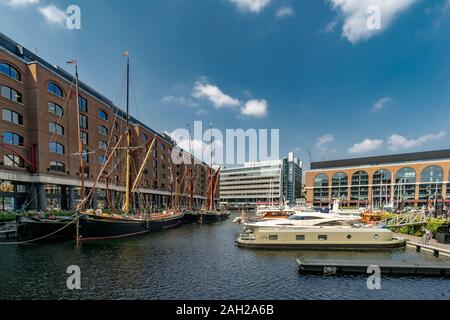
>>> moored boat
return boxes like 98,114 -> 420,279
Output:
200,211 -> 230,223
17,216 -> 76,242
79,210 -> 184,241
236,226 -> 406,250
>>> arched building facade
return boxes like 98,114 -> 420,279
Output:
305,150 -> 450,208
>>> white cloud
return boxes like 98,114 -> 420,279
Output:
372,96 -> 392,112
276,6 -> 295,18
323,19 -> 339,33
1,0 -> 39,7
38,4 -> 66,26
387,131 -> 446,151
240,99 -> 268,118
315,134 -> 335,150
161,96 -> 200,108
192,81 -> 240,109
328,0 -> 418,43
196,108 -> 208,115
348,138 -> 383,154
229,0 -> 271,13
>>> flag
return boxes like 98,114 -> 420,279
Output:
67,60 -> 77,65
69,88 -> 76,100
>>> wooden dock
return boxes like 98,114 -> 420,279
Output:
296,258 -> 450,277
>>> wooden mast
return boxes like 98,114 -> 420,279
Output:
188,124 -> 193,211
124,52 -> 132,213
68,59 -> 82,243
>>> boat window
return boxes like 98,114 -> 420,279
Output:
296,235 -> 305,241
318,235 -> 328,241
268,235 -> 278,241
316,221 -> 350,226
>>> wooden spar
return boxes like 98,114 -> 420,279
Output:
178,167 -> 187,208
129,137 -> 157,195
76,135 -> 124,211
212,168 -> 221,211
68,60 -> 83,244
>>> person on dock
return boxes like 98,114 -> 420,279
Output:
422,229 -> 431,245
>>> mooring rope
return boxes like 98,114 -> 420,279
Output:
0,214 -> 84,245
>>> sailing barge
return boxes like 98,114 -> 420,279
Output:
17,54 -> 185,242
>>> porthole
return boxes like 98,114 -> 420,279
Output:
347,234 -> 352,240
374,234 -> 380,240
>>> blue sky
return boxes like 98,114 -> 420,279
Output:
1,0 -> 449,168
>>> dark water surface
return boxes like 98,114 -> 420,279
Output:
1,215 -> 449,300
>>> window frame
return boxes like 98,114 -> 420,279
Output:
2,109 -> 23,125
47,82 -> 64,98
1,85 -> 23,104
0,62 -> 21,81
49,141 -> 65,155
2,131 -> 24,147
49,122 -> 64,136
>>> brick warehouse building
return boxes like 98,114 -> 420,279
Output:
0,32 -> 211,212
305,149 -> 450,208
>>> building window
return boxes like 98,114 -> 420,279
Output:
4,154 -> 24,168
99,125 -> 108,136
81,165 -> 89,178
372,169 -> 392,206
98,156 -> 107,165
49,122 -> 64,136
2,109 -> 23,125
82,148 -> 89,162
313,173 -> 329,202
80,114 -> 88,129
1,86 -> 22,103
350,171 -> 369,201
331,172 -> 348,200
98,110 -> 108,121
99,141 -> 107,150
0,63 -> 21,81
80,131 -> 88,145
142,133 -> 148,142
113,122 -> 118,130
2,132 -> 23,146
49,142 -> 64,155
50,161 -> 65,173
113,135 -> 118,144
78,96 -> 88,112
48,82 -> 63,98
395,168 -> 416,201
419,166 -> 443,200
48,102 -> 64,117
447,171 -> 450,200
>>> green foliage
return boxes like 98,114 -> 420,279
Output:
0,210 -> 74,221
393,218 -> 448,237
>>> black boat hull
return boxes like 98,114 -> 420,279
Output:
79,213 -> 184,241
199,211 -> 230,223
17,219 -> 76,242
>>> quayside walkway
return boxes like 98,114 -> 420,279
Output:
394,233 -> 450,258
